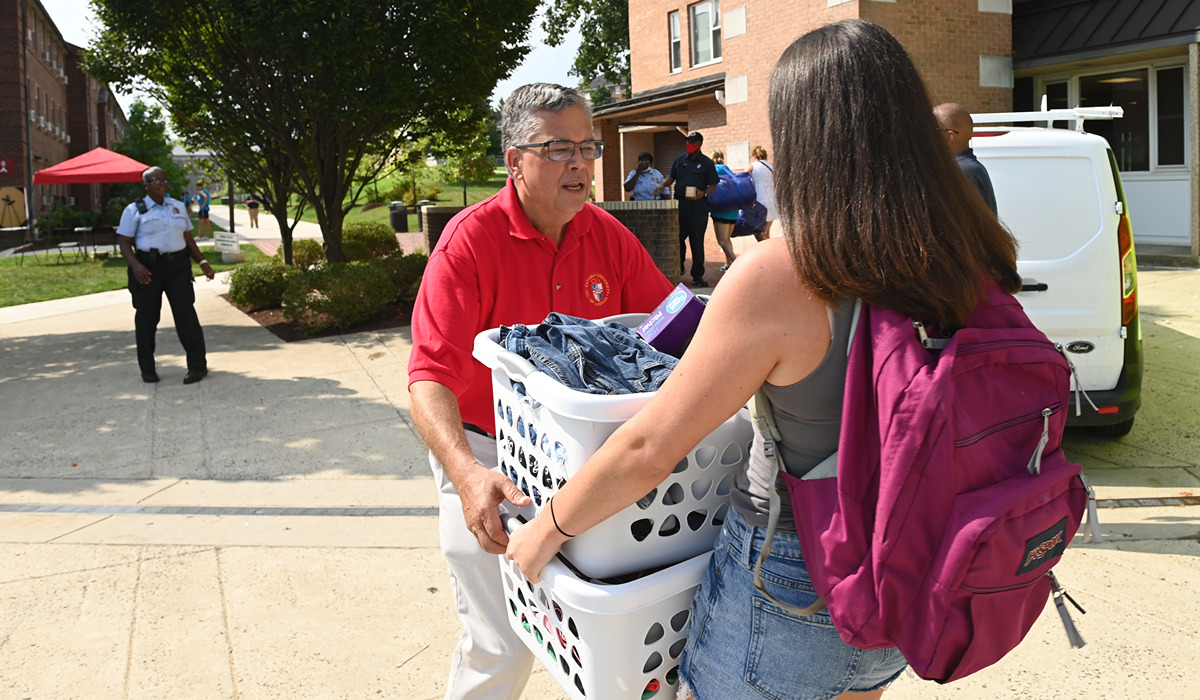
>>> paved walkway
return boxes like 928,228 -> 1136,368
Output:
0,231 -> 1198,696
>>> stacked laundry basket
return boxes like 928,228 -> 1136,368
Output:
473,312 -> 753,700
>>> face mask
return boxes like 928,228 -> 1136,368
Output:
686,142 -> 701,154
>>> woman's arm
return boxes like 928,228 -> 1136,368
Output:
506,238 -> 831,580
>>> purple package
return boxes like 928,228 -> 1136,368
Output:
636,283 -> 707,358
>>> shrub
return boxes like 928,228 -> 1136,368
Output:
378,251 -> 428,300
342,221 -> 399,258
342,239 -> 373,262
228,262 -> 296,310
39,203 -> 97,233
382,182 -> 442,205
274,238 -> 324,269
282,261 -> 396,334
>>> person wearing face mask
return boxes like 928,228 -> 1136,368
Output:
406,83 -> 673,700
655,132 -> 719,287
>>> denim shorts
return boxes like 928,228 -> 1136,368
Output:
679,508 -> 907,700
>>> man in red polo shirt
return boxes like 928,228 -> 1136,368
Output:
407,83 -> 673,700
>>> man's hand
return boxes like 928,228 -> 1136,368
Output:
132,263 -> 152,285
201,261 -> 215,281
457,464 -> 532,554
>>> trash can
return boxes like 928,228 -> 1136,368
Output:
389,201 -> 408,233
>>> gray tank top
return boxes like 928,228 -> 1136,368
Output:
730,298 -> 855,531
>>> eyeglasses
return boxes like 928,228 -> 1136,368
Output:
147,178 -> 169,184
514,139 -> 605,161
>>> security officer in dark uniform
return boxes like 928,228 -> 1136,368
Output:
654,131 -> 719,287
117,166 -> 214,384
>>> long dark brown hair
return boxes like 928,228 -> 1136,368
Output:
769,19 -> 1020,328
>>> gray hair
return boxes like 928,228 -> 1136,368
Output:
501,83 -> 592,151
141,166 -> 165,184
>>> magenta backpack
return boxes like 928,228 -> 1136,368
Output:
750,282 -> 1101,683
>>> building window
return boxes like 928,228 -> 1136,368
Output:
1081,69 -> 1150,172
689,0 -> 722,67
669,11 -> 681,74
1157,67 -> 1185,167
1039,65 -> 1187,173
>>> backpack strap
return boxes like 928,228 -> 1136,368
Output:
750,300 -> 860,616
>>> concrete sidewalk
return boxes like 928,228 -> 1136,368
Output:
0,267 -> 1198,699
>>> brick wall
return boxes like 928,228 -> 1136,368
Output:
594,200 -> 680,279
614,0 -> 1014,189
863,0 -> 1012,113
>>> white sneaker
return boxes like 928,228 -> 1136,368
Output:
719,263 -> 731,272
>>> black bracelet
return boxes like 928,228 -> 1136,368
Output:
549,497 -> 575,538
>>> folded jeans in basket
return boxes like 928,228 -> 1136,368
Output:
499,312 -> 678,395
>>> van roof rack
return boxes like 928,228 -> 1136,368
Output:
974,95 -> 1123,133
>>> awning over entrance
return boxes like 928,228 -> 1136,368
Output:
593,73 -> 725,127
1014,0 -> 1200,68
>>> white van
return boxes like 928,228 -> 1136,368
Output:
972,107 -> 1142,437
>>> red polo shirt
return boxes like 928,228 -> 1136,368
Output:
407,179 -> 674,434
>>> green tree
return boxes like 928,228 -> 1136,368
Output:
86,0 -> 539,262
436,104 -> 500,206
543,0 -> 630,102
108,100 -> 188,205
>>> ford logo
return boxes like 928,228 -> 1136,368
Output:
1065,341 -> 1095,354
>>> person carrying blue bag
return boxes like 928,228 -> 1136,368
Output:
709,150 -> 742,271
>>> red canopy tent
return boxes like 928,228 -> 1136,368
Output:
32,147 -> 148,185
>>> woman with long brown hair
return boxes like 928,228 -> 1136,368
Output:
507,19 -> 1019,699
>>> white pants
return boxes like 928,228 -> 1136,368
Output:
431,431 -> 534,700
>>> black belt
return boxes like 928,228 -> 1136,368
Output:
463,422 -> 495,439
135,248 -> 189,264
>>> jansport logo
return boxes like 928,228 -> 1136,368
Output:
1016,517 -> 1069,576
585,273 -> 610,306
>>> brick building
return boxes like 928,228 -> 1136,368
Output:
594,0 -> 1200,261
1,0 -> 127,229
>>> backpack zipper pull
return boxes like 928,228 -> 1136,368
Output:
1079,473 -> 1104,543
1055,344 -> 1099,416
1048,571 -> 1087,649
1026,408 -> 1052,475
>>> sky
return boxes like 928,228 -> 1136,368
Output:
39,0 -> 581,115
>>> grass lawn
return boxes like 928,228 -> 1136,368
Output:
0,243 -> 268,308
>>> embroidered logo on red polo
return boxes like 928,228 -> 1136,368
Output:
585,273 -> 610,306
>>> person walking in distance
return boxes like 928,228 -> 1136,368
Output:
195,180 -> 213,238
654,131 -> 718,287
749,145 -> 777,241
117,166 -> 214,385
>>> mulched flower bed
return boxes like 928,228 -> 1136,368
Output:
221,294 -> 412,343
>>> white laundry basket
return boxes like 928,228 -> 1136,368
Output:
473,313 -> 752,579
500,515 -> 708,700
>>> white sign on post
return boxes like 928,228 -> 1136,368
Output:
214,231 -> 240,253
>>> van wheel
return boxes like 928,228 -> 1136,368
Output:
1090,418 -> 1135,438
